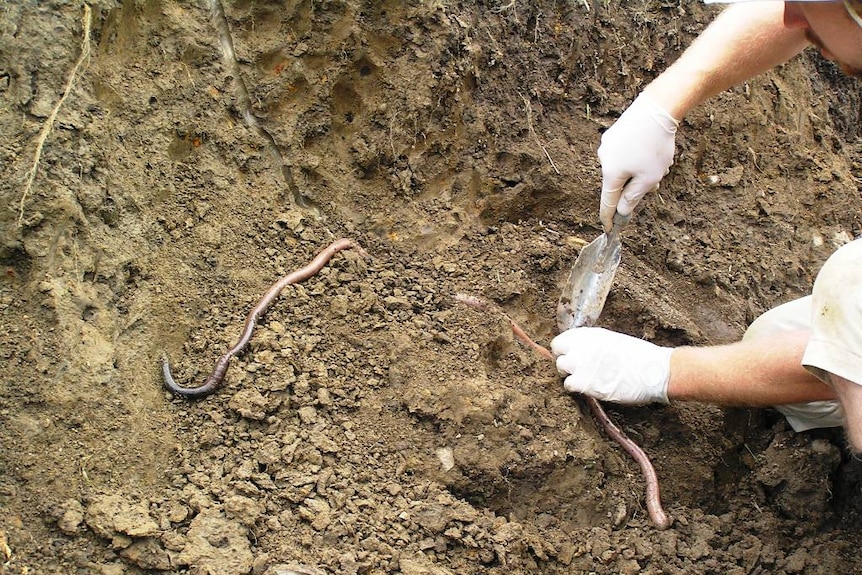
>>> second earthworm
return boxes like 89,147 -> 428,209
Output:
163,238 -> 363,398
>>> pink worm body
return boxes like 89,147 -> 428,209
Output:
454,293 -> 671,530
163,238 -> 362,398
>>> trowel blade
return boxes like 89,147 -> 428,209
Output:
556,213 -> 629,331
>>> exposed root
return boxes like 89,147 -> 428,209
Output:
520,93 -> 560,175
206,0 -> 318,214
18,4 -> 92,227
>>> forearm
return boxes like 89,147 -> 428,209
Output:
644,3 -> 809,119
668,330 -> 836,406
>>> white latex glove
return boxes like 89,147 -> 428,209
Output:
551,327 -> 673,405
597,92 -> 680,233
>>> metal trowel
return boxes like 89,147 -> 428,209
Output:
557,211 -> 632,331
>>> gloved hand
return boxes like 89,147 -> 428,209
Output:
550,327 -> 673,404
597,92 -> 680,233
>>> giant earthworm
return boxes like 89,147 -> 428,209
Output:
454,293 -> 671,530
163,238 -> 363,398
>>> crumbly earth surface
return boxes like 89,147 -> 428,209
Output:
2,1 -> 862,574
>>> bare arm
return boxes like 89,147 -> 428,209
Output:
645,3 -> 810,119
636,8 -> 817,401
667,330 -> 835,406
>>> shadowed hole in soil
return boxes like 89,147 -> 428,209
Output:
0,246 -> 33,284
331,78 -> 363,136
479,182 -> 569,224
356,56 -> 377,78
443,458 -> 607,531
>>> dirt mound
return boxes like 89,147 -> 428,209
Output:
1,1 -> 861,573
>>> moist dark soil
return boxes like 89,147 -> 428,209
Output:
2,1 -> 862,574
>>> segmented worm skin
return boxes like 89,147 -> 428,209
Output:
163,238 -> 361,398
584,396 -> 671,530
454,293 -> 671,530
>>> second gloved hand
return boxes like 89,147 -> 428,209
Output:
550,327 -> 673,404
597,92 -> 679,233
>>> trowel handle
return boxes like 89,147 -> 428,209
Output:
608,211 -> 632,238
